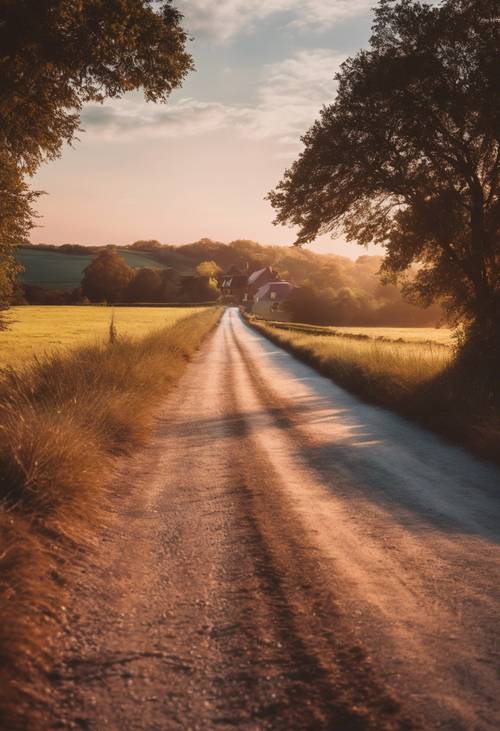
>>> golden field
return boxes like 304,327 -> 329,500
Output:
332,326 -> 453,345
0,306 -> 208,369
261,325 -> 453,387
266,320 -> 453,346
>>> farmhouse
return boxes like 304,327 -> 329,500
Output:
217,263 -> 295,319
246,266 -> 280,298
251,281 -> 296,321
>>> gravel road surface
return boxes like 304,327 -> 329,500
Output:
50,308 -> 500,730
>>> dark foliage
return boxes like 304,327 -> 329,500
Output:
157,267 -> 181,302
269,0 -> 499,384
180,276 -> 219,303
287,284 -> 441,327
81,248 -> 133,303
0,0 -> 191,315
125,267 -> 163,303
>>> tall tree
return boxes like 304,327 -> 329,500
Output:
81,248 -> 134,303
0,155 -> 38,315
0,0 -> 192,314
269,0 -> 499,382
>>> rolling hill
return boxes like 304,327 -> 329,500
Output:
15,247 -> 179,291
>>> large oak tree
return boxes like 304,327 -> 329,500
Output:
269,0 -> 499,380
0,0 -> 192,310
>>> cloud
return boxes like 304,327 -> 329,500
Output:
248,49 -> 345,142
177,0 -> 372,42
81,98 -> 248,140
81,49 -> 344,150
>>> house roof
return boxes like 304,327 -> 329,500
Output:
254,281 -> 294,302
247,267 -> 268,285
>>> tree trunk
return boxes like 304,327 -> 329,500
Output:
456,312 -> 500,406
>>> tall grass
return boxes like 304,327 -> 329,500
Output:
248,316 -> 499,464
0,307 -> 221,729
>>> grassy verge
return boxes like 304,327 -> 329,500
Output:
245,314 -> 499,465
260,319 -> 453,345
0,307 -> 222,729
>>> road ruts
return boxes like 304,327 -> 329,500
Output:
49,308 -> 500,731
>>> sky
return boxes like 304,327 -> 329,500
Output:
31,0 -> 380,258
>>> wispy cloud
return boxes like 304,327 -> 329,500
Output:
248,49 -> 345,142
82,49 -> 344,150
81,98 -> 249,140
178,0 -> 372,42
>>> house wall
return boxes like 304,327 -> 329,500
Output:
252,300 -> 290,322
247,270 -> 277,298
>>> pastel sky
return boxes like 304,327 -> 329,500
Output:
31,0 -> 379,257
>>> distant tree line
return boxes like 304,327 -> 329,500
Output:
15,248 -> 220,305
14,240 -> 443,326
78,249 -> 220,304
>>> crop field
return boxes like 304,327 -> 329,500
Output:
0,306 -> 208,369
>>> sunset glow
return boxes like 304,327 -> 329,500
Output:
31,1 -> 374,255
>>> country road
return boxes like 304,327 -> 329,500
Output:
51,308 -> 500,731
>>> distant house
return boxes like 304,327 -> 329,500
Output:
218,265 -> 248,300
246,266 -> 280,299
252,281 -> 295,321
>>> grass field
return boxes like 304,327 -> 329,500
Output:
0,306 -> 208,369
265,320 -> 453,346
332,326 -> 453,345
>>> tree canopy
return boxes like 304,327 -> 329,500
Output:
81,248 -> 134,303
268,0 -> 499,364
125,267 -> 162,303
196,260 -> 222,280
0,0 -> 192,312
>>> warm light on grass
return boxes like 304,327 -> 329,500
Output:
332,326 -> 453,346
279,331 -> 452,388
0,308 -> 221,726
248,315 -> 498,464
0,306 -> 208,369
265,320 -> 453,346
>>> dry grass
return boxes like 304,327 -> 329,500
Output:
332,325 -> 453,345
265,320 -> 453,346
248,316 -> 499,464
0,307 -> 222,729
0,305 -> 209,369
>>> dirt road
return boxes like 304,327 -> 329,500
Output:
51,308 -> 500,730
